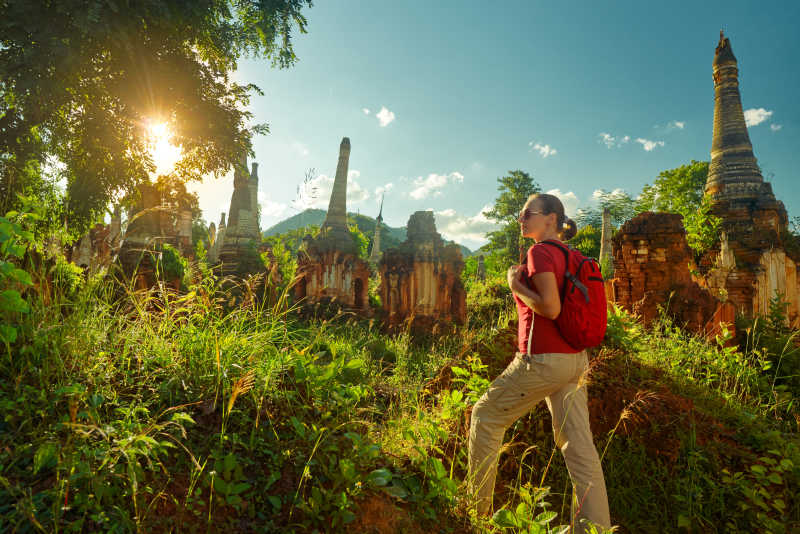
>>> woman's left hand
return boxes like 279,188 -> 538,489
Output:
506,265 -> 523,292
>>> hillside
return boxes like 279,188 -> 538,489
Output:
264,208 -> 473,257
3,265 -> 799,533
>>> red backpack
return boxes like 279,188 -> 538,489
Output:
539,240 -> 608,350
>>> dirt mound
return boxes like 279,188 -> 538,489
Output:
587,350 -> 743,464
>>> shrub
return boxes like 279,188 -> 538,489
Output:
570,224 -> 601,258
467,276 -> 513,326
155,243 -> 188,280
51,254 -> 84,296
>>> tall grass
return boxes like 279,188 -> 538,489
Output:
1,254 -> 799,532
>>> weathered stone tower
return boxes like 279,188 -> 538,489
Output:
219,157 -> 263,276
704,31 -> 798,323
706,31 -> 787,234
295,138 -> 371,312
209,213 -> 225,264
476,254 -> 486,283
320,137 -> 357,253
599,208 -> 613,276
368,195 -> 384,265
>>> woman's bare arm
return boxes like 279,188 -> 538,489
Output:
507,266 -> 561,320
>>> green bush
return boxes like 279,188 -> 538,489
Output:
155,243 -> 188,280
51,255 -> 84,296
466,276 -> 513,326
738,293 -> 800,401
570,224 -> 601,258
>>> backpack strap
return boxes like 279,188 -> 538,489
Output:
539,240 -> 570,294
539,240 -> 590,303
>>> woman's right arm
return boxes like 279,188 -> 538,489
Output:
509,268 -> 561,320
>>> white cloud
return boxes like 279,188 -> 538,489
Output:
529,141 -> 558,158
347,173 -> 370,204
598,132 -> 630,149
291,141 -> 309,157
362,108 -> 370,115
433,204 -> 500,247
771,123 -> 783,132
376,106 -> 396,127
259,191 -> 289,220
635,138 -> 665,151
409,171 -> 464,200
744,108 -> 773,127
667,120 -> 685,130
599,132 -> 615,148
592,188 -> 628,202
301,169 -> 370,209
375,182 -> 394,197
545,189 -> 579,217
590,188 -> 634,210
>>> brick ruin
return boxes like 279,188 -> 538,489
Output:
609,212 -> 735,335
116,182 -> 195,287
208,213 -> 226,264
368,195 -> 384,266
295,138 -> 372,311
378,210 -> 466,327
475,254 -> 486,283
217,157 -> 264,277
72,207 -> 122,270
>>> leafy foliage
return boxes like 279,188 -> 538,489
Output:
52,255 -> 84,296
1,207 -> 800,533
155,243 -> 188,281
483,170 -> 540,267
636,160 -> 721,254
575,189 -> 637,229
570,224 -> 601,259
348,220 -> 370,259
0,0 -> 313,231
0,209 -> 36,345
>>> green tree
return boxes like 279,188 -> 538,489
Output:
636,160 -> 720,253
0,0 -> 313,232
575,189 -> 637,229
483,170 -> 540,267
348,220 -> 370,259
571,225 -> 601,259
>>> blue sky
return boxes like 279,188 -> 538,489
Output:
185,1 -> 799,250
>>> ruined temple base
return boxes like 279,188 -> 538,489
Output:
295,249 -> 372,315
609,212 -> 736,339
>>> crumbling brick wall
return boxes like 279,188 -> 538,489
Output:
610,212 -> 734,335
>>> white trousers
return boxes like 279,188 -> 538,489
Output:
468,351 -> 610,532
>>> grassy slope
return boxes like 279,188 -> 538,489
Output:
1,269 -> 799,533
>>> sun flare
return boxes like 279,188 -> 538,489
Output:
146,120 -> 182,176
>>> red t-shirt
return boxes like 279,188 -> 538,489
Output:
514,242 -> 578,354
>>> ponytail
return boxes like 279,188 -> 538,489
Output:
560,218 -> 577,241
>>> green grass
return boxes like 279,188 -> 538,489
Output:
1,258 -> 799,533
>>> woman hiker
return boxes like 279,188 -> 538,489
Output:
467,193 -> 611,532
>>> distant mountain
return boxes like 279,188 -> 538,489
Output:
263,209 -> 472,257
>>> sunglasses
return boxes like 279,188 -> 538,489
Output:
518,209 -> 547,221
